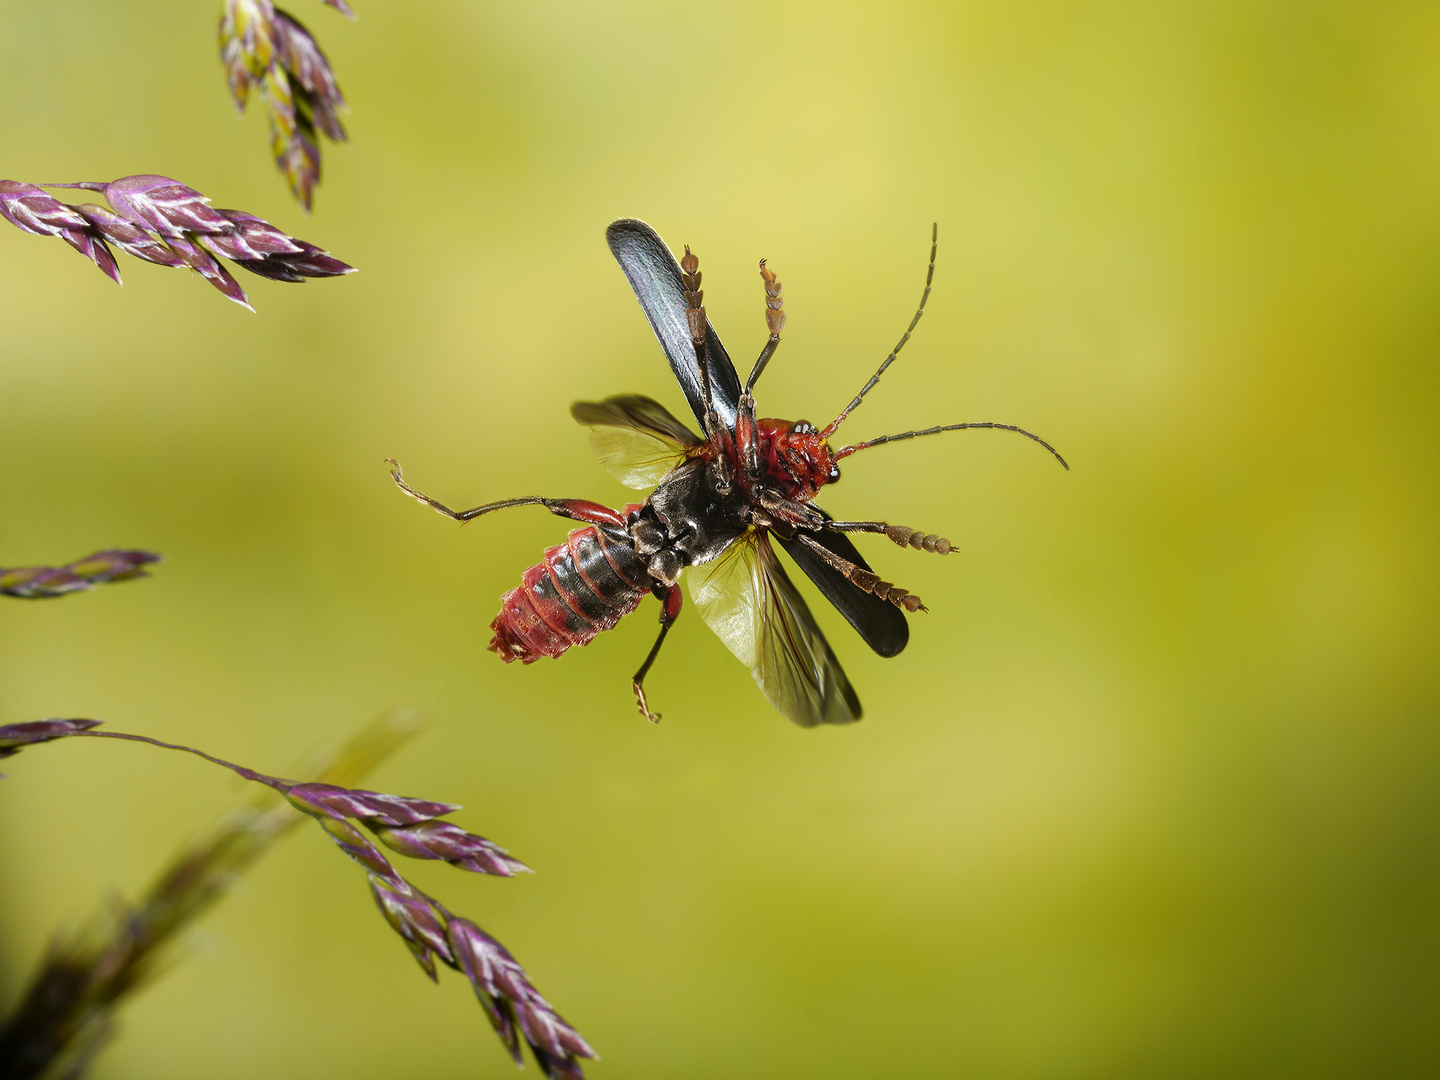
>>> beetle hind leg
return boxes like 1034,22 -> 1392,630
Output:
387,460 -> 629,527
630,583 -> 684,723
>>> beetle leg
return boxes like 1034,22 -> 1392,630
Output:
823,520 -> 953,555
737,260 -> 787,483
542,500 -> 632,527
755,490 -> 826,532
793,532 -> 927,613
680,246 -> 726,445
388,460 -> 627,526
631,583 -> 684,723
744,259 -> 785,394
736,394 -> 762,484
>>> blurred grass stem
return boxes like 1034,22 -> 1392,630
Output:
0,711 -> 420,1080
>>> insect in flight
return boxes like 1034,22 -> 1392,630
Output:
389,219 -> 1067,727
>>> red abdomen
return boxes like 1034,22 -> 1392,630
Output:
489,523 -> 651,663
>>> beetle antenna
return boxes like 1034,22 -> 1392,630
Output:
832,422 -> 1070,470
820,223 -> 937,439
745,259 -> 786,393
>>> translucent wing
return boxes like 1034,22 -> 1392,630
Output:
689,531 -> 862,727
571,394 -> 702,490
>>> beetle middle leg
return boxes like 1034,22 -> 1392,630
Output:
824,520 -> 953,555
631,582 -> 683,723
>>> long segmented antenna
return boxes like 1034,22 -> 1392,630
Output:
820,223 -> 937,439
833,422 -> 1070,470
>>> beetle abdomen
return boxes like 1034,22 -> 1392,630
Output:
489,526 -> 651,663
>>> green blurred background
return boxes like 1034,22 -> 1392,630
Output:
3,0 -> 1438,1076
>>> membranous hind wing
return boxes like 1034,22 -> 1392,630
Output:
571,394 -> 703,490
689,531 -> 862,727
606,219 -> 741,431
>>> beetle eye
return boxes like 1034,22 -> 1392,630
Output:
791,420 -> 816,435
827,463 -> 841,484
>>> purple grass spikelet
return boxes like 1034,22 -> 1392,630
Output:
0,550 -> 161,599
0,176 -> 354,308
219,0 -> 352,208
276,781 -> 593,1074
0,181 -> 122,283
0,719 -> 103,762
0,718 -> 596,1077
282,781 -> 461,824
0,713 -> 420,1074
72,204 -> 188,267
101,175 -> 234,237
370,819 -> 532,877
448,917 -> 598,1079
367,875 -> 452,979
316,815 -> 406,883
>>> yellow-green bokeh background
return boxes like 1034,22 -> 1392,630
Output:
3,1 -> 1438,1076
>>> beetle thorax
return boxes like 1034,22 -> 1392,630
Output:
753,418 -> 840,502
634,457 -> 751,582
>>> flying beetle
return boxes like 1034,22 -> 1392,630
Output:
389,219 -> 1067,726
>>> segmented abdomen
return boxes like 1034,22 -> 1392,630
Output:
489,524 -> 651,663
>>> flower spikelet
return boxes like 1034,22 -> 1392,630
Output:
0,181 -> 122,283
1,549 -> 161,599
219,0 -> 352,209
282,782 -> 531,877
279,778 -> 590,1075
0,175 -> 354,309
367,876 -> 453,978
0,719 -> 102,762
370,819 -> 531,877
0,719 -> 594,1076
449,918 -> 598,1079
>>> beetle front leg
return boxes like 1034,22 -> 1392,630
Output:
744,258 -> 785,394
631,582 -> 684,723
823,519 -> 953,554
680,245 -> 728,447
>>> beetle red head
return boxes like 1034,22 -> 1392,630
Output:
754,418 -> 841,501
